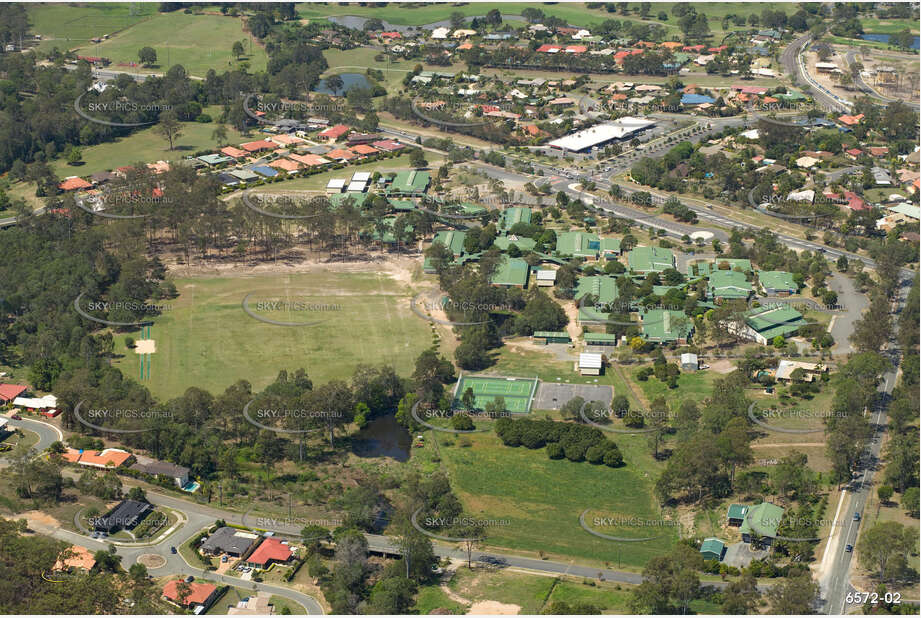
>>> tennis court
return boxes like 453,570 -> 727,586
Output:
452,374 -> 538,414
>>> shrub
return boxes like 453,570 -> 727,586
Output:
546,443 -> 564,459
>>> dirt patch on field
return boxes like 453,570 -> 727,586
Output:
708,359 -> 736,374
19,510 -> 62,534
468,601 -> 520,615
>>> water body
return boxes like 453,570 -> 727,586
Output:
313,72 -> 371,95
351,415 -> 411,461
859,33 -> 920,50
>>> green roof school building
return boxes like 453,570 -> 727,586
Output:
532,331 -> 571,344
758,270 -> 797,296
739,502 -> 785,546
493,235 -> 537,252
641,308 -> 693,344
432,230 -> 467,257
386,170 -> 430,196
699,538 -> 727,561
628,246 -> 676,274
688,258 -> 752,278
708,270 -> 753,301
555,232 -> 622,260
730,304 -> 807,345
575,275 -> 621,324
500,207 -> 532,231
491,255 -> 530,288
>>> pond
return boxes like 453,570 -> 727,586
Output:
351,414 -> 411,462
313,72 -> 371,96
859,33 -> 920,50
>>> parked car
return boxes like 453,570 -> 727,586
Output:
185,576 -> 194,583
9,413 -> 21,420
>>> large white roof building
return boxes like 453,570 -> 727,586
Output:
548,117 -> 655,152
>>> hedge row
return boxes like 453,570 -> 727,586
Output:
495,417 -> 623,467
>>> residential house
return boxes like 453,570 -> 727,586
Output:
246,537 -> 293,569
200,526 -> 261,558
739,502 -> 785,546
699,538 -> 726,561
162,580 -> 220,610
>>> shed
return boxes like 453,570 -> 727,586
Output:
584,333 -> 618,346
579,352 -> 603,375
536,270 -> 557,287
533,331 -> 571,344
727,503 -> 748,526
680,353 -> 698,371
700,538 -> 726,561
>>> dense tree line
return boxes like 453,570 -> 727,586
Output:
495,416 -> 624,466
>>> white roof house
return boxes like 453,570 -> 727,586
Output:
431,27 -> 450,39
787,189 -> 815,203
12,395 -> 57,409
795,156 -> 820,169
0,417 -> 8,432
739,129 -> 760,140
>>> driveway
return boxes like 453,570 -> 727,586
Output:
722,541 -> 769,569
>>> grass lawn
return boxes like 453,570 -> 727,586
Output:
548,577 -> 636,613
448,566 -> 555,614
412,584 -> 466,614
298,3 -> 681,35
27,3 -> 158,53
635,366 -> 718,408
436,423 -> 673,570
111,270 -> 433,400
69,11 -> 267,77
858,18 -> 921,35
52,119 -> 252,177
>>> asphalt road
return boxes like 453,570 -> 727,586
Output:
782,33 -> 851,113
0,416 -> 62,459
820,271 -> 914,614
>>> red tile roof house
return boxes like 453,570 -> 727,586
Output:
246,537 -> 293,569
845,148 -> 863,160
0,384 -> 27,403
268,158 -> 301,173
350,144 -> 379,156
289,153 -> 331,167
372,139 -> 404,152
240,140 -> 275,153
327,148 -> 358,162
59,177 -> 92,192
842,190 -> 870,211
837,113 -> 864,127
220,146 -> 248,159
318,124 -> 350,143
867,146 -> 889,158
162,580 -> 220,609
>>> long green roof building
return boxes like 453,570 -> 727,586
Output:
628,246 -> 675,274
640,308 -> 693,343
708,269 -> 752,301
575,275 -> 621,323
490,255 -> 530,288
734,304 -> 807,344
500,206 -> 532,231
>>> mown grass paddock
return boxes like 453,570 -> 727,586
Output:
112,271 -> 432,399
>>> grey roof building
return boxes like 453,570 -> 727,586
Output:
93,499 -> 153,533
200,526 -> 261,557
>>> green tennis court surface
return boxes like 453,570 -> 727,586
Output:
452,375 -> 538,414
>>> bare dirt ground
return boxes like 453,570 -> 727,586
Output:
708,359 -> 736,374
138,553 -> 167,569
19,510 -> 62,535
468,601 -> 520,615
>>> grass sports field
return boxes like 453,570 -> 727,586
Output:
27,3 -> 157,53
452,375 -> 538,413
436,429 -> 674,569
111,271 -> 432,400
47,8 -> 268,77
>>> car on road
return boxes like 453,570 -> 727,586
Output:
9,413 -> 21,420
845,544 -> 853,552
170,546 -> 177,554
853,512 -> 861,522
185,576 -> 194,583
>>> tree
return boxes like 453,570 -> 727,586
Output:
767,573 -> 819,613
66,146 -> 82,166
156,110 -> 183,151
901,487 -> 919,518
722,572 -> 759,613
138,46 -> 157,66
232,41 -> 245,59
857,521 -> 916,581
877,485 -> 894,506
409,149 -> 428,168
211,124 -> 228,146
325,74 -> 344,96
561,396 -> 586,422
